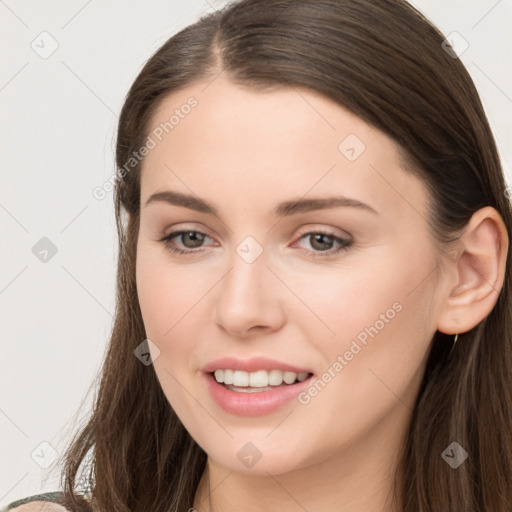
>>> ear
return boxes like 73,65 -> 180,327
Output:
436,206 -> 509,336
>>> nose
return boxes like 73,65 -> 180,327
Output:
213,245 -> 285,338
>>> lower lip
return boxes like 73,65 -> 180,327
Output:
203,372 -> 313,416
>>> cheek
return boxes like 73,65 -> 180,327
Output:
136,248 -> 166,336
286,256 -> 408,349
301,251 -> 436,425
303,240 -> 436,353
136,245 -> 204,339
135,248 -> 204,409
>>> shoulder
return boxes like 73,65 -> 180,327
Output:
5,503 -> 69,511
1,493 -> 74,512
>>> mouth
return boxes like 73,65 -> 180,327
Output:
203,368 -> 315,416
210,368 -> 313,393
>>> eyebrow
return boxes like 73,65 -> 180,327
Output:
144,190 -> 378,216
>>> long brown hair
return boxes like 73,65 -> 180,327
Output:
59,1 -> 512,510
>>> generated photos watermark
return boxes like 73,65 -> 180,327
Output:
298,301 -> 403,405
92,96 -> 198,201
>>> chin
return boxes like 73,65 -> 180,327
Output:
197,434 -> 321,476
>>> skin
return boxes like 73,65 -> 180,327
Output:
135,75 -> 508,512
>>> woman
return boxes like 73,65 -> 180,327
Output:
5,0 -> 511,510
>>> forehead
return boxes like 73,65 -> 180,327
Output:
139,76 -> 429,222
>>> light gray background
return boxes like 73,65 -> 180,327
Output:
1,0 -> 511,506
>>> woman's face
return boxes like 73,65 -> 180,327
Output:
136,76 -> 449,475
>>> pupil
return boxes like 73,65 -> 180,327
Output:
185,232 -> 203,247
312,233 -> 332,250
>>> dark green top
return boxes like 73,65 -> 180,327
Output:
1,492 -> 91,511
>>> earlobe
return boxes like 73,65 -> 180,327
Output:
436,206 -> 509,336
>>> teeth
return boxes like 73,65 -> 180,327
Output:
223,369 -> 234,385
249,370 -> 268,387
233,370 -> 249,386
283,371 -> 297,384
213,369 -> 310,387
268,369 -> 283,386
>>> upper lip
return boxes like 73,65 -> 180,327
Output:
202,356 -> 313,374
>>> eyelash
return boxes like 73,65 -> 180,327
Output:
158,229 -> 352,258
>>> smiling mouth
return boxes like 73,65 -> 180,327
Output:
210,369 -> 314,392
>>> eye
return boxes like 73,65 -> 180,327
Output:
293,230 -> 352,258
159,230 -> 212,255
159,228 -> 353,258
